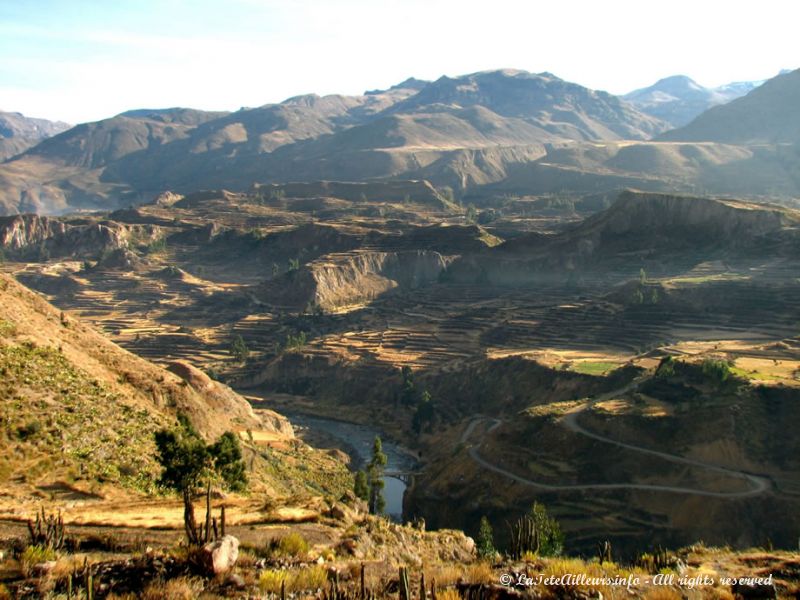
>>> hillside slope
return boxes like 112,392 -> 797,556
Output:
0,272 -> 347,500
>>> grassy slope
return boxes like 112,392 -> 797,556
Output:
0,273 -> 351,503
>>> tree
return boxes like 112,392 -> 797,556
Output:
399,366 -> 417,406
530,502 -> 564,557
154,415 -> 247,545
476,516 -> 496,559
412,390 -> 435,434
366,436 -> 387,515
287,257 -> 300,272
230,334 -> 249,363
465,204 -> 479,224
639,268 -> 647,284
353,469 -> 369,501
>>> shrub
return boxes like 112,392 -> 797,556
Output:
20,545 -> 57,577
142,576 -> 204,599
701,358 -> 734,384
259,569 -> 287,594
267,532 -> 309,559
476,516 -> 496,559
290,565 -> 328,591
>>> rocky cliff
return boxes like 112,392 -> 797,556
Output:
0,213 -> 161,259
257,250 -> 454,311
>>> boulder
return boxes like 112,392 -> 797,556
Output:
201,535 -> 239,576
732,581 -> 777,599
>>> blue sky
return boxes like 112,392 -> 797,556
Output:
1,0 -> 795,124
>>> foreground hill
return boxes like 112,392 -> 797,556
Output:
0,271 -> 348,503
0,110 -> 70,161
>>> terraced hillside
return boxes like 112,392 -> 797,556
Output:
3,187 -> 800,554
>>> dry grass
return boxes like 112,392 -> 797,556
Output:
258,569 -> 287,594
19,545 -> 56,577
259,565 -> 328,594
436,589 -> 460,600
427,564 -> 464,587
465,561 -> 494,584
141,576 -> 205,599
642,587 -> 683,600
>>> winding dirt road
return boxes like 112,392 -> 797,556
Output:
462,379 -> 771,497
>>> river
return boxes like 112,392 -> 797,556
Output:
284,413 -> 418,521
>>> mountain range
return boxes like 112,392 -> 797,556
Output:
623,75 -> 763,128
0,67 -> 798,216
0,110 -> 71,161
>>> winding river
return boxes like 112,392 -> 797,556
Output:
285,413 -> 418,521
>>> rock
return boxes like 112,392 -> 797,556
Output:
463,535 -> 476,555
336,538 -> 358,555
328,503 -> 348,521
201,535 -> 240,576
32,560 -> 56,576
226,573 -> 246,589
731,581 -> 777,599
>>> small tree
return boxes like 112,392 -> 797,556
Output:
465,204 -> 478,224
530,502 -> 564,556
230,334 -> 249,363
477,516 -> 496,559
154,415 -> 247,545
412,390 -> 435,434
287,257 -> 300,272
367,436 -> 387,515
353,469 -> 369,501
399,366 -> 417,406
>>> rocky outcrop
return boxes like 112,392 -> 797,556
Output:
253,180 -> 454,210
166,360 -> 293,437
0,214 -> 67,251
577,190 -> 796,243
0,213 -> 161,260
257,250 -> 455,310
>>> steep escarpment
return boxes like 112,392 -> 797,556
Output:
0,213 -> 161,259
446,191 -> 800,287
257,250 -> 454,310
253,179 -> 455,211
564,190 -> 797,248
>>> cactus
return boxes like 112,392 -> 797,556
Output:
597,540 -> 613,564
508,514 -> 540,559
27,507 -> 65,551
399,566 -> 411,600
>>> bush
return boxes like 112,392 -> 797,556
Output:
267,532 -> 309,559
20,545 -> 57,577
476,516 -> 495,559
259,569 -> 287,594
701,358 -> 734,384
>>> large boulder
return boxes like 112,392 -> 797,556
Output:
201,535 -> 239,576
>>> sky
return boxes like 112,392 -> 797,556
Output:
1,0 -> 796,124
